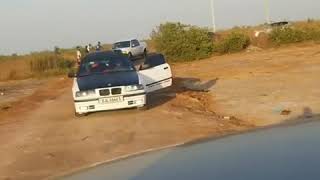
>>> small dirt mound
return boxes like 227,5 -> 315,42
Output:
156,77 -> 217,115
170,91 -> 215,114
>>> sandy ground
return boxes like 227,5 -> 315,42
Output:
0,43 -> 319,180
0,78 -> 251,180
0,79 -> 46,109
174,43 -> 320,126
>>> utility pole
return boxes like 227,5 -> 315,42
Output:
264,0 -> 271,24
210,0 -> 217,33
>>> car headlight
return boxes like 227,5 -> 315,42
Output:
76,90 -> 96,97
125,85 -> 144,92
122,51 -> 128,54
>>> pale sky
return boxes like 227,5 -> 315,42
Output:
0,0 -> 319,55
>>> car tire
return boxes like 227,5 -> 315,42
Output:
128,52 -> 133,60
143,49 -> 148,58
75,111 -> 88,118
137,105 -> 148,111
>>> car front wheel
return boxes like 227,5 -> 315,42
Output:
137,105 -> 148,111
143,49 -> 147,58
75,111 -> 88,118
128,52 -> 133,60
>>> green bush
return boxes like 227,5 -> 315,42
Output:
151,22 -> 213,62
29,53 -> 74,73
269,27 -> 306,45
214,33 -> 250,54
304,28 -> 320,41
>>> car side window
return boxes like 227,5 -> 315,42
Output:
139,54 -> 166,70
131,40 -> 140,47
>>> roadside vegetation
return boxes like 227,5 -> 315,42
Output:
151,20 -> 320,62
270,20 -> 320,45
0,19 -> 319,81
0,51 -> 75,81
151,22 -> 213,61
29,53 -> 74,75
213,32 -> 250,54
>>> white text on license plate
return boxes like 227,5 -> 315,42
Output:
99,96 -> 123,104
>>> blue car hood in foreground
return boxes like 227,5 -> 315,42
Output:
76,71 -> 139,91
61,117 -> 320,180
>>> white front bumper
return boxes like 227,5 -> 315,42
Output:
74,94 -> 146,114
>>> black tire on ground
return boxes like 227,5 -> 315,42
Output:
143,49 -> 148,58
75,111 -> 88,118
137,105 -> 148,111
128,52 -> 133,60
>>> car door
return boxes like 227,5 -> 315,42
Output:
131,39 -> 142,56
138,54 -> 172,93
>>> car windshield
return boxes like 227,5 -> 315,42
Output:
78,53 -> 135,77
113,41 -> 131,49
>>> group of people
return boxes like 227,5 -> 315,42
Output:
76,42 -> 103,65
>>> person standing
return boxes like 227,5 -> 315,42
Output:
76,47 -> 82,66
85,45 -> 91,53
89,44 -> 92,52
96,41 -> 102,51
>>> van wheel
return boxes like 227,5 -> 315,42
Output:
75,112 -> 88,118
128,52 -> 133,60
137,105 -> 148,111
143,49 -> 148,58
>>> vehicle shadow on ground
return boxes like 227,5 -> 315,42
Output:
147,77 -> 218,110
86,77 -> 218,117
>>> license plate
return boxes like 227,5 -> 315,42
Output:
99,96 -> 123,104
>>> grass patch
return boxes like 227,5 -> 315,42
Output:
0,52 -> 75,81
29,53 -> 74,74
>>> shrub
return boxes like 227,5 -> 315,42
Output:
213,33 -> 250,54
151,22 -> 213,62
304,28 -> 320,41
29,53 -> 74,73
269,27 -> 306,45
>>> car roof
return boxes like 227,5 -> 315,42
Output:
114,38 -> 137,43
82,51 -> 127,62
269,21 -> 290,27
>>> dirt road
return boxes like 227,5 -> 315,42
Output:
174,43 -> 320,125
0,78 -> 251,180
1,43 -> 319,180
